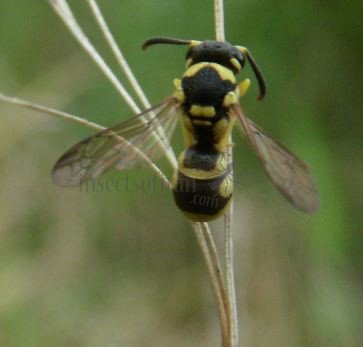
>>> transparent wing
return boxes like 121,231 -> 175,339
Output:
230,104 -> 319,213
52,97 -> 180,187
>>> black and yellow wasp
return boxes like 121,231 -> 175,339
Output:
52,37 -> 319,222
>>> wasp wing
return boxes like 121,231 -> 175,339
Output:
52,97 -> 180,187
230,104 -> 319,213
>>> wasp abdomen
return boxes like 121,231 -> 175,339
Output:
172,148 -> 233,222
172,171 -> 233,222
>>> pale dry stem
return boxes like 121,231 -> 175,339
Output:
85,0 -> 177,169
49,0 -> 178,172
215,0 -> 239,346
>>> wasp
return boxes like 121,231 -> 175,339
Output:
52,37 -> 319,221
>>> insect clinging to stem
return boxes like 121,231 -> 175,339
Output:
52,37 -> 319,221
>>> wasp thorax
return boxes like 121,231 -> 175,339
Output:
182,66 -> 236,107
186,41 -> 245,74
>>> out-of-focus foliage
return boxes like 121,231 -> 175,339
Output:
0,1 -> 361,346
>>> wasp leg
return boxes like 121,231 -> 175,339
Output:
239,78 -> 251,97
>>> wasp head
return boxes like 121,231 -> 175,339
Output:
142,36 -> 266,99
186,41 -> 245,74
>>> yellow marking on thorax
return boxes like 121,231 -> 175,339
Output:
183,62 -> 236,84
223,91 -> 239,107
173,78 -> 185,103
191,119 -> 213,126
222,78 -> 251,107
190,105 -> 216,118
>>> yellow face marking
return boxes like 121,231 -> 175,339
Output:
190,105 -> 216,118
183,62 -> 236,84
230,57 -> 241,71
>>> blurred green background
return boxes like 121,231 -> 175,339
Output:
0,1 -> 361,346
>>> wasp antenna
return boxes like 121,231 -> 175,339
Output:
238,47 -> 266,100
142,37 -> 192,50
246,52 -> 266,100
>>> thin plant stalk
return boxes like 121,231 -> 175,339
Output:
224,209 -> 238,346
49,0 -> 140,114
86,0 -> 151,110
0,93 -> 103,132
85,0 -> 177,169
193,224 -> 229,346
49,0 -> 177,169
214,0 -> 239,346
200,222 -> 231,336
214,0 -> 225,42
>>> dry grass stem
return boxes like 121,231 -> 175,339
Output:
224,209 -> 238,346
214,0 -> 226,42
85,0 -> 177,168
214,0 -> 239,346
49,0 -> 139,114
193,224 -> 229,346
86,0 -> 151,110
0,92 -> 104,131
49,0 -> 177,170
